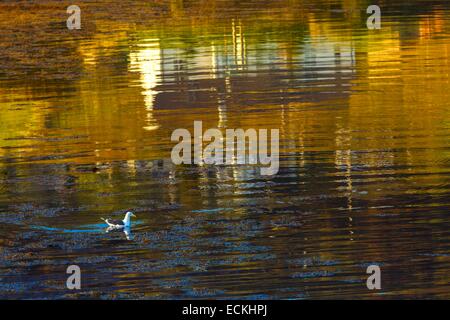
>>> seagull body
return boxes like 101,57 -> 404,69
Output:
102,211 -> 136,228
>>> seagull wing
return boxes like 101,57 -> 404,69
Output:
105,219 -> 125,226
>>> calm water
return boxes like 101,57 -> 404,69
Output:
1,0 -> 450,299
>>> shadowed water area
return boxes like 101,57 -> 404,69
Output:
1,0 -> 450,299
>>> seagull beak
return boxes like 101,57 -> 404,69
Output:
132,213 -> 136,217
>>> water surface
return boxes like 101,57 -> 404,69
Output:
1,0 -> 450,299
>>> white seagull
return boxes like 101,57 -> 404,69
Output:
101,211 -> 136,228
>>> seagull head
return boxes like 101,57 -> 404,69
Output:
122,211 -> 136,227
125,211 -> 136,218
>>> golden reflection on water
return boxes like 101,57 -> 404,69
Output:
0,0 -> 450,299
129,40 -> 161,131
